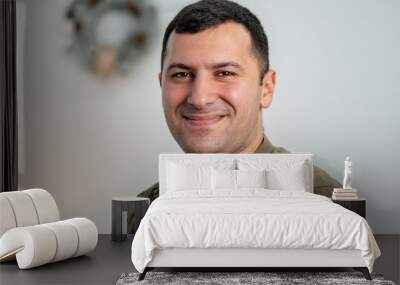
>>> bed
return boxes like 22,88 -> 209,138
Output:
131,153 -> 381,281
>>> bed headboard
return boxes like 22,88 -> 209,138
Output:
159,153 -> 314,195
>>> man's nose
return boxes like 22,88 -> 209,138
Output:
187,74 -> 218,109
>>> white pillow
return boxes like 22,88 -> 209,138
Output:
167,162 -> 211,191
266,163 -> 307,191
211,168 -> 236,190
237,169 -> 268,188
238,159 -> 309,192
210,159 -> 237,170
211,168 -> 268,190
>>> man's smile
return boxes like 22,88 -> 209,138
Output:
182,113 -> 227,127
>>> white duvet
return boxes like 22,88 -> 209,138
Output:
131,189 -> 380,273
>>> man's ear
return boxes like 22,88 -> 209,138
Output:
260,69 -> 276,109
158,72 -> 162,87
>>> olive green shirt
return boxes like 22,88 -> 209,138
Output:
138,135 -> 341,202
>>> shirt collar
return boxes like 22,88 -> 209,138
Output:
255,134 -> 274,153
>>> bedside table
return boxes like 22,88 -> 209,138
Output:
332,198 -> 366,218
111,196 -> 150,242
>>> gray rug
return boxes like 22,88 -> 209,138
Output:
116,271 -> 397,285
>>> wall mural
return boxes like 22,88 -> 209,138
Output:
65,0 -> 158,78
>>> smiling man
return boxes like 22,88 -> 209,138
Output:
138,0 -> 341,202
162,20 -> 272,154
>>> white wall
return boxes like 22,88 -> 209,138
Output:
18,0 -> 400,234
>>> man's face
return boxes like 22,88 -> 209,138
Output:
160,22 -> 275,153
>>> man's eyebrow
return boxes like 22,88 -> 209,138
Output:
166,63 -> 193,72
166,61 -> 243,72
208,61 -> 242,69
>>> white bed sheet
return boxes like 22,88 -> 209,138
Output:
131,189 -> 380,273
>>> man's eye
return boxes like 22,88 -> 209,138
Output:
216,71 -> 236,77
172,72 -> 193,79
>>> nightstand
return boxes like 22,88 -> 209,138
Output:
111,196 -> 150,242
332,198 -> 366,218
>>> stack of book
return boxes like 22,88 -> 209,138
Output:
332,188 -> 359,200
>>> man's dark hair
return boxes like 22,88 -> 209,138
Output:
161,0 -> 270,82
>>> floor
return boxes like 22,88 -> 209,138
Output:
0,234 -> 398,285
374,235 -> 400,284
0,235 -> 133,285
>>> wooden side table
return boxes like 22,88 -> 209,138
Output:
111,196 -> 150,242
332,198 -> 366,218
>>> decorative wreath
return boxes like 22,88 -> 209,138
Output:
65,0 -> 158,78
